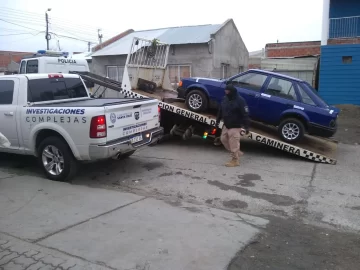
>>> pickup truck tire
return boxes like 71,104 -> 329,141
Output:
186,90 -> 208,112
278,118 -> 305,143
37,136 -> 77,182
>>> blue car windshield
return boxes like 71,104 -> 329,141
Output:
301,82 -> 329,108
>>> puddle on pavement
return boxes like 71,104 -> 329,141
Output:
236,174 -> 263,187
142,161 -> 163,171
208,180 -> 296,206
158,171 -> 202,180
223,200 -> 248,209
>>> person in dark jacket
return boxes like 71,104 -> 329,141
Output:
215,84 -> 250,167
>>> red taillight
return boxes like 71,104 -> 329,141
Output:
48,74 -> 63,78
158,106 -> 161,122
210,128 -> 217,135
90,115 -> 107,138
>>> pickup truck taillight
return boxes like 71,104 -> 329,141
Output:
90,115 -> 107,138
158,106 -> 161,122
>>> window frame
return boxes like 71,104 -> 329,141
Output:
167,64 -> 192,88
0,80 -> 15,105
26,59 -> 39,74
264,76 -> 300,102
229,71 -> 268,93
296,82 -> 318,107
106,65 -> 125,82
20,60 -> 26,74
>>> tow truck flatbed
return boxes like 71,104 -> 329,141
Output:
77,37 -> 338,165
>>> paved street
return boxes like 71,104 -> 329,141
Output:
0,136 -> 360,269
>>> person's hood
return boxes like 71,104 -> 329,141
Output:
225,84 -> 237,100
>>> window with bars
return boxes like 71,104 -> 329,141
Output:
106,66 -> 125,82
168,65 -> 191,88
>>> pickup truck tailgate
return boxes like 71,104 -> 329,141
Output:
105,99 -> 159,142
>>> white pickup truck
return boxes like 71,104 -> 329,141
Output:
0,73 -> 163,181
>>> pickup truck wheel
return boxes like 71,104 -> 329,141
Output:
278,118 -> 305,143
186,90 -> 208,112
38,136 -> 77,182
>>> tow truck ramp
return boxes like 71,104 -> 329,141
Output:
79,37 -> 338,165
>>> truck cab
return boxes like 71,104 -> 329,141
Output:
18,50 -> 94,91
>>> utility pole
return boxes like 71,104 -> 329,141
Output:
98,29 -> 103,48
45,8 -> 51,50
88,42 -> 91,52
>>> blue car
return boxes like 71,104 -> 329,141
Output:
177,69 -> 339,143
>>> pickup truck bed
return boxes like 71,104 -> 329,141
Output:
34,98 -> 152,107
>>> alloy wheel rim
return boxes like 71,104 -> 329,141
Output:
282,123 -> 300,140
189,94 -> 202,109
42,145 -> 64,176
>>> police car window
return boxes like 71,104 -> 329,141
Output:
0,80 -> 14,105
20,61 -> 26,74
265,77 -> 298,101
28,78 -> 87,102
231,73 -> 267,92
26,60 -> 38,74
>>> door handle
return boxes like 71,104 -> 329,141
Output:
4,112 -> 14,116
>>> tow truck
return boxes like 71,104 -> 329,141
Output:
76,37 -> 338,165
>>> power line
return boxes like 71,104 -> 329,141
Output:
0,18 -> 40,32
0,14 -> 110,41
0,7 -> 105,32
0,18 -> 97,44
0,32 -> 36,36
0,8 -> 117,38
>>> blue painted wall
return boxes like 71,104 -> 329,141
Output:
330,0 -> 360,18
319,44 -> 360,105
329,0 -> 360,38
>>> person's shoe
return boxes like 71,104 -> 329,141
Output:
213,137 -> 222,146
225,159 -> 240,167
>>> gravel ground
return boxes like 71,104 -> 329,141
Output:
228,216 -> 360,270
334,104 -> 360,145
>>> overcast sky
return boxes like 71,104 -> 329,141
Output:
0,0 -> 323,53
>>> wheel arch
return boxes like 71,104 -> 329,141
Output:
31,126 -> 79,159
279,111 -> 309,130
186,84 -> 210,98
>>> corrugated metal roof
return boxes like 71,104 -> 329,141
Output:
92,24 -> 222,57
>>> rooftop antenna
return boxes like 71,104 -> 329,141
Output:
98,29 -> 103,48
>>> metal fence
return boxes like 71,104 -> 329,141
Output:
126,37 -> 169,69
329,16 -> 360,39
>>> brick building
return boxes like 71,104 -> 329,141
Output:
265,41 -> 321,58
0,51 -> 33,73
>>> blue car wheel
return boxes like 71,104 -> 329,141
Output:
278,118 -> 305,143
186,89 -> 208,112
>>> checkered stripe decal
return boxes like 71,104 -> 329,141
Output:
302,150 -> 335,164
119,88 -> 147,99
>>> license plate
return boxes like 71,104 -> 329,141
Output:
130,134 -> 143,144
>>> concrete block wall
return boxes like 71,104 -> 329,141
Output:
167,44 -> 213,78
212,20 -> 248,78
90,55 -> 127,76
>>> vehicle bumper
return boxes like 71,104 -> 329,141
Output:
308,123 -> 337,138
177,87 -> 187,99
88,127 -> 164,160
